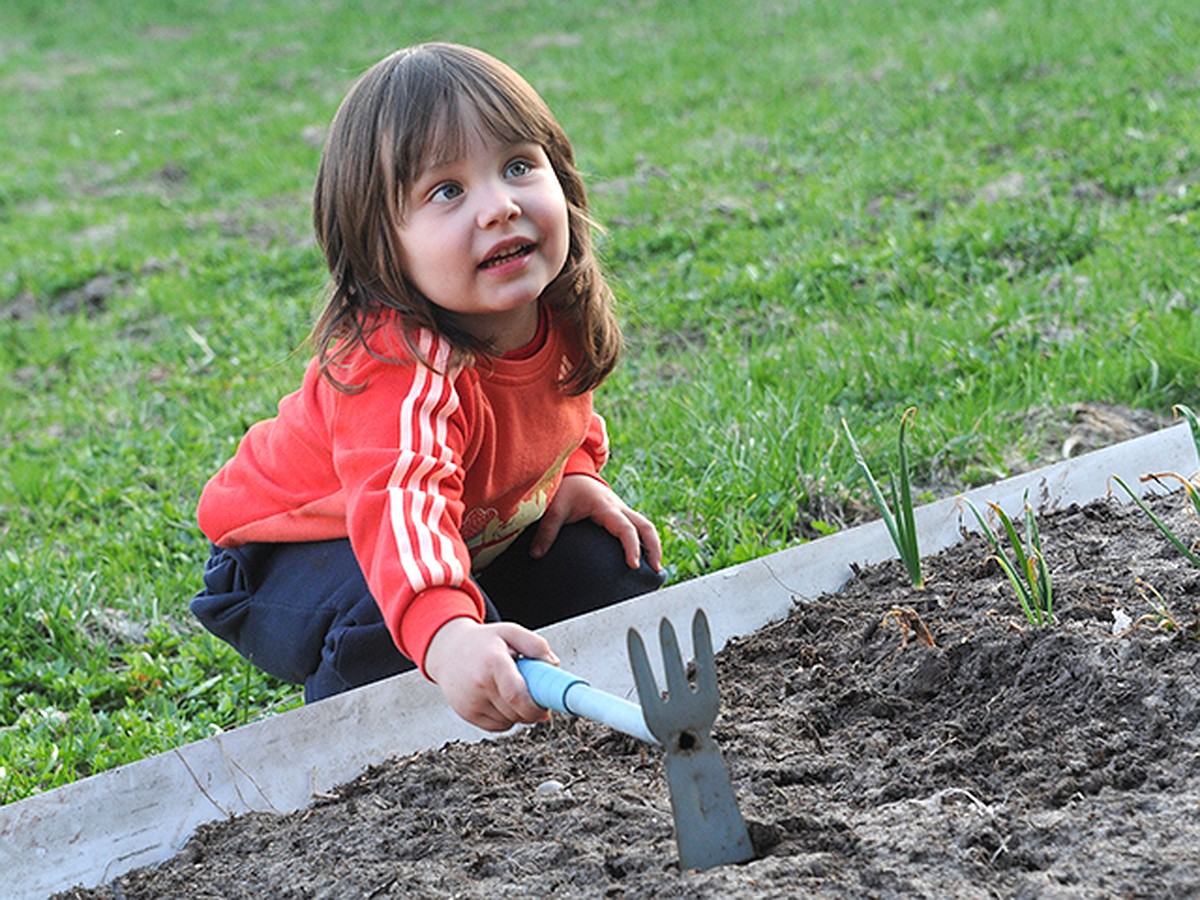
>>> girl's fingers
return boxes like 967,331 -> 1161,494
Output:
529,508 -> 566,559
467,676 -> 547,731
494,624 -> 557,722
621,522 -> 643,569
597,505 -> 660,570
591,505 -> 640,568
472,709 -> 514,732
496,622 -> 557,664
534,475 -> 664,571
632,510 -> 664,571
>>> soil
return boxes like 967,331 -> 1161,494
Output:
59,490 -> 1200,899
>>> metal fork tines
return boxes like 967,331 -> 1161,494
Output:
627,608 -> 754,871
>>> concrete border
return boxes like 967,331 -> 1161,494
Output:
4,422 -> 1196,898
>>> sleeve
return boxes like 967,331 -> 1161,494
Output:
330,335 -> 487,676
197,359 -> 349,547
561,409 -> 610,484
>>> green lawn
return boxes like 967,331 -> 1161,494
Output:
3,0 -> 1199,804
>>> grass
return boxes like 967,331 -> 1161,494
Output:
3,0 -> 1200,803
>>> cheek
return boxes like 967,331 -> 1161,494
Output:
393,235 -> 441,299
398,224 -> 445,267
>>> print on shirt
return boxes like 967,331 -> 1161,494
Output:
462,443 -> 575,568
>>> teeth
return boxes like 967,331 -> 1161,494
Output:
481,245 -> 532,268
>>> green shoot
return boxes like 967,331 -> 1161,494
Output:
1109,404 -> 1200,568
843,407 -> 923,589
1111,474 -> 1200,568
963,492 -> 1053,626
1172,404 -> 1200,521
1176,404 -> 1200,469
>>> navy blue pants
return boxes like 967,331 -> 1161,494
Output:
191,521 -> 665,702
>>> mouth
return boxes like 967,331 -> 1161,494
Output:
479,242 -> 535,270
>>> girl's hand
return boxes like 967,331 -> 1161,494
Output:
423,617 -> 557,732
530,474 -> 663,572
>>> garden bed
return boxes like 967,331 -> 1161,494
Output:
59,489 -> 1200,898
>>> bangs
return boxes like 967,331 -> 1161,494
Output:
393,48 -> 559,193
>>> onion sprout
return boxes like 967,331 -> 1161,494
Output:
1110,404 -> 1200,569
843,407 -> 923,589
963,492 -> 1053,626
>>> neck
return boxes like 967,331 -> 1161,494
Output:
446,302 -> 541,354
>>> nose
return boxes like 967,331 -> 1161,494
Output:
476,182 -> 520,229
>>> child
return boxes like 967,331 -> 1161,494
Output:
191,43 -> 665,733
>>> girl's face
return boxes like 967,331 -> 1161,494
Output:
397,116 -> 569,352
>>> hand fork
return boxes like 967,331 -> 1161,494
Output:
627,608 -> 755,871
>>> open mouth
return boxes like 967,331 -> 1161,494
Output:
479,243 -> 535,269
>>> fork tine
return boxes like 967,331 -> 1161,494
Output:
658,615 -> 691,700
691,609 -> 718,699
627,627 -> 665,738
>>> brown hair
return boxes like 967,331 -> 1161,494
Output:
310,42 -> 620,394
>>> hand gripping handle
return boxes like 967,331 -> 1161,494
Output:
517,658 -> 658,745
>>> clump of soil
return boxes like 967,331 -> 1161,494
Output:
60,492 -> 1200,898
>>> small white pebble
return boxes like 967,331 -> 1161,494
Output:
1112,607 -> 1133,635
536,779 -> 566,794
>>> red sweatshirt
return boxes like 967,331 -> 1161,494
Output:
197,309 -> 608,673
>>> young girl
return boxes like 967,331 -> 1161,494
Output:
191,43 -> 664,733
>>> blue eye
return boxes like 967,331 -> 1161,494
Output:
505,159 -> 532,178
431,182 -> 463,202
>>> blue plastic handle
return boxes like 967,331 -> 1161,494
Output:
517,658 -> 657,745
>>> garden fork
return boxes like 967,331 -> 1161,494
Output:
627,608 -> 755,871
